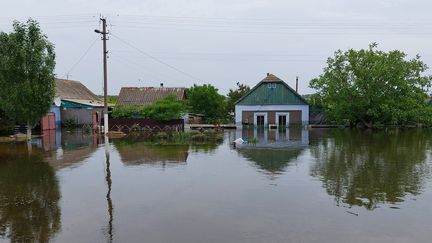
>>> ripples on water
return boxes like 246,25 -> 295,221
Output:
0,128 -> 431,242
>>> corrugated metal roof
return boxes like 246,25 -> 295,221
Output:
117,87 -> 187,106
235,73 -> 308,106
56,79 -> 103,107
261,73 -> 284,83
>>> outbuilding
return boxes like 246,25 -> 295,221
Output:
235,73 -> 309,127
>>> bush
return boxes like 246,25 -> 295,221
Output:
156,131 -> 169,139
112,95 -> 184,121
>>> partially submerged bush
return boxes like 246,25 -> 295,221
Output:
156,131 -> 169,139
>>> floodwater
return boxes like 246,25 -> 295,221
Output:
0,128 -> 432,243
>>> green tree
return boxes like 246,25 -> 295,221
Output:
226,82 -> 250,113
187,84 -> 226,123
0,108 -> 14,135
310,43 -> 432,127
0,19 -> 56,139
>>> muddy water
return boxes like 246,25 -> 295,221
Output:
0,128 -> 431,243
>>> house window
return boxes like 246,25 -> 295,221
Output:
267,83 -> 276,89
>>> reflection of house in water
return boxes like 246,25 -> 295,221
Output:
235,128 -> 309,175
37,130 -> 101,170
113,141 -> 189,167
239,148 -> 304,174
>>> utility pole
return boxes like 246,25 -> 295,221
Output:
296,76 -> 299,93
95,17 -> 109,134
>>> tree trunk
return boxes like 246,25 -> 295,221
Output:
363,120 -> 373,129
26,121 -> 32,141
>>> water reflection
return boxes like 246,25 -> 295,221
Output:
235,128 -> 309,176
40,130 -> 101,170
235,127 -> 309,148
0,144 -> 61,242
309,129 -> 432,210
113,140 -> 189,167
239,148 -> 303,175
104,137 -> 114,242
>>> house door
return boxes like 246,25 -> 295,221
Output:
256,115 -> 265,126
92,111 -> 99,130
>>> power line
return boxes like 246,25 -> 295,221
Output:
110,54 -> 183,82
110,33 -> 205,82
64,37 -> 99,78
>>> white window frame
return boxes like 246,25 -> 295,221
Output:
254,112 -> 268,126
276,112 -> 290,127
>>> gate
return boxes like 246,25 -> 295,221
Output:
41,112 -> 56,131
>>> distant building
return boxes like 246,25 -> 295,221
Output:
40,79 -> 104,131
56,79 -> 104,126
117,86 -> 187,106
235,73 -> 309,127
116,85 -> 191,123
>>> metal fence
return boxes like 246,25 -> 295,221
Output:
108,118 -> 184,133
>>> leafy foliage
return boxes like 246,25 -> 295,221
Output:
310,43 -> 432,127
0,108 -> 14,135
0,19 -> 56,136
226,82 -> 251,113
187,84 -> 226,123
112,95 -> 184,121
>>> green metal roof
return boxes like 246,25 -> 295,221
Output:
62,100 -> 94,109
235,75 -> 308,106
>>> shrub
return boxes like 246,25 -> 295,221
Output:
112,95 -> 184,121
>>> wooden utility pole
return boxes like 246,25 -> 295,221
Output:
95,17 -> 109,134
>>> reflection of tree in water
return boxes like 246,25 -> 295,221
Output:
0,146 -> 61,242
239,148 -> 303,174
310,129 -> 432,210
190,142 -> 222,154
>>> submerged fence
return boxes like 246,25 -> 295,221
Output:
108,118 -> 184,133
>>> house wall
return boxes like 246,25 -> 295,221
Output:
61,107 -> 103,125
49,105 -> 61,127
236,105 -> 309,126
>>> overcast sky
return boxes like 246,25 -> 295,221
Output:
2,0 -> 432,95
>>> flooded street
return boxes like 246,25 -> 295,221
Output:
1,129 -> 432,243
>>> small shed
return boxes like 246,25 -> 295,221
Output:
56,79 -> 104,126
235,73 -> 309,127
